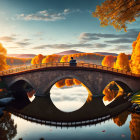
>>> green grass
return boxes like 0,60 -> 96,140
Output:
131,91 -> 140,105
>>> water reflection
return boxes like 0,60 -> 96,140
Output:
51,78 -> 93,112
0,111 -> 139,140
113,111 -> 129,127
1,79 -> 139,139
130,113 -> 140,140
103,81 -> 126,106
0,112 -> 17,140
51,85 -> 88,112
0,96 -> 140,140
27,89 -> 35,102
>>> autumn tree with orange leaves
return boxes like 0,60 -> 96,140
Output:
55,79 -> 65,88
65,79 -> 74,87
103,81 -> 124,102
130,32 -> 140,75
103,88 -> 118,102
73,79 -> 81,85
60,53 -> 104,64
42,54 -> 61,63
102,55 -> 115,67
0,43 -> 9,71
93,0 -> 140,31
31,54 -> 44,65
129,113 -> 140,140
114,53 -> 130,71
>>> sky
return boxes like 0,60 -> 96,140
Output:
0,0 -> 140,55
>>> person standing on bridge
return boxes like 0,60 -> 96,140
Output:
70,57 -> 77,66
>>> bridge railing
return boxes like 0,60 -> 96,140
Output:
0,62 -> 139,77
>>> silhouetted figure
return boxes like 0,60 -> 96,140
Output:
70,57 -> 77,66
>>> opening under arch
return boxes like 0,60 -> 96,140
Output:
50,78 -> 93,112
102,80 -> 131,106
9,80 -> 36,102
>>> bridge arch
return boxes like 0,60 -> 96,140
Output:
102,80 -> 133,104
104,79 -> 132,92
42,74 -> 94,96
114,80 -> 132,93
8,77 -> 37,100
8,77 -> 37,91
2,66 -> 140,97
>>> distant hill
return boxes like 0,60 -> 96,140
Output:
7,54 -> 36,58
55,50 -> 84,55
94,52 -> 118,56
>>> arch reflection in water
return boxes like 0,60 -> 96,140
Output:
1,110 -> 140,140
50,78 -> 89,112
102,81 -> 127,106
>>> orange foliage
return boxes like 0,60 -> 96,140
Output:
93,0 -> 140,31
103,88 -> 118,101
129,113 -> 140,140
130,32 -> 140,75
0,43 -> 9,71
42,54 -> 61,63
79,61 -> 85,63
113,111 -> 129,126
10,58 -> 14,65
31,54 -> 44,64
102,55 -> 115,67
73,79 -> 81,85
7,57 -> 31,66
60,53 -> 104,63
55,78 -> 81,88
27,90 -> 36,98
0,43 -> 7,55
65,79 -> 74,86
60,55 -> 69,62
114,53 -> 130,71
103,81 -> 124,102
81,83 -> 93,102
55,79 -> 65,88
87,91 -> 93,102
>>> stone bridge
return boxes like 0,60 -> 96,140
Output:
1,63 -> 140,97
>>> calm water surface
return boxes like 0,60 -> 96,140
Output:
11,113 -> 132,140
0,85 -> 139,140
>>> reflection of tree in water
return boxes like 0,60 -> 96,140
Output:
103,81 -> 124,102
129,113 -> 140,140
27,89 -> 36,98
0,111 -> 17,140
113,111 -> 129,127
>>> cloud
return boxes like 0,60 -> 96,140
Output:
32,43 -> 108,50
0,36 -> 16,42
110,45 -> 132,51
15,42 -> 31,46
79,33 -> 100,43
105,39 -> 133,44
15,38 -> 31,46
17,9 -> 72,21
33,43 -> 92,49
34,32 -> 44,36
94,43 -> 108,48
22,38 -> 30,42
79,28 -> 140,43
51,94 -> 87,102
64,9 -> 70,14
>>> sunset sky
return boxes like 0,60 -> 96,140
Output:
0,0 -> 140,55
